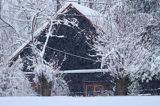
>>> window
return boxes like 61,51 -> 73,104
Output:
84,83 -> 105,96
96,85 -> 104,96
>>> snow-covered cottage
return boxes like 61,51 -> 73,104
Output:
8,2 -> 113,96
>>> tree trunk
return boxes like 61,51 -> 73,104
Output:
38,74 -> 52,96
114,76 -> 129,95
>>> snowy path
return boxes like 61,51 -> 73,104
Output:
0,96 -> 159,106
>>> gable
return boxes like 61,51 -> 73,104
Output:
8,3 -> 102,71
36,12 -> 100,70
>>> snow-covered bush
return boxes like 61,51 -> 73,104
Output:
0,58 -> 33,96
52,75 -> 69,96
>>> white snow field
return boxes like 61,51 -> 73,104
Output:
0,96 -> 159,106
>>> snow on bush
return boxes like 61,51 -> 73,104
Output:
0,58 -> 33,96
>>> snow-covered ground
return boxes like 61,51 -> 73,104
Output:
0,96 -> 159,106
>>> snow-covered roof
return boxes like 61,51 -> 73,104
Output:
57,2 -> 106,27
23,69 -> 107,74
8,40 -> 31,62
59,69 -> 108,74
8,22 -> 49,62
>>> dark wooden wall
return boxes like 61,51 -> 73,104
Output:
64,72 -> 113,96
